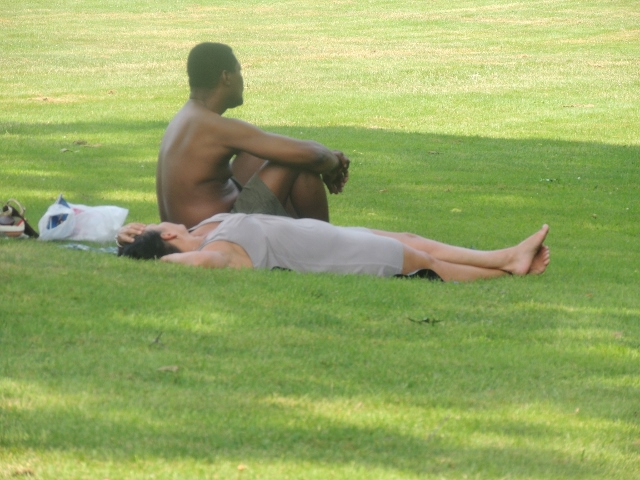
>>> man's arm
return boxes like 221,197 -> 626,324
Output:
219,117 -> 345,174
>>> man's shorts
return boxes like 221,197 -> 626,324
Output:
230,174 -> 291,217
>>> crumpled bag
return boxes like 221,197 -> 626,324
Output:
38,194 -> 128,243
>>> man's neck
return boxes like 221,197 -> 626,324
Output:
189,90 -> 226,114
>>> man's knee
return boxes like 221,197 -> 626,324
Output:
260,162 -> 308,195
231,152 -> 267,185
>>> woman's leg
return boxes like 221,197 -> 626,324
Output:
401,246 -> 509,282
374,225 -> 550,276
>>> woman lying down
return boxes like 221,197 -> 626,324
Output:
117,213 -> 550,283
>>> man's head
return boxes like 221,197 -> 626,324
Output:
120,230 -> 181,260
187,42 -> 243,107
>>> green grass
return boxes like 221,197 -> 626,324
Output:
1,1 -> 639,479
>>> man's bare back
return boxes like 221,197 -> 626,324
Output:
156,100 -> 241,229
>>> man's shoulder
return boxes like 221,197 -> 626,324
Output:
183,106 -> 252,131
177,102 -> 223,123
165,104 -> 230,139
165,104 -> 264,151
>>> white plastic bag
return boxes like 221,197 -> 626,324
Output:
38,194 -> 128,243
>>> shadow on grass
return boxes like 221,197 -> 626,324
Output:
2,251 -> 638,477
2,119 -> 639,476
3,393 -> 610,478
2,119 -> 638,231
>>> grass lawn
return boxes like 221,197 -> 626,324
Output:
1,0 -> 639,478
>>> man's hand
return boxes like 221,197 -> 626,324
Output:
322,151 -> 350,194
116,222 -> 146,246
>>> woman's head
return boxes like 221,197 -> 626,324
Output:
120,230 -> 181,260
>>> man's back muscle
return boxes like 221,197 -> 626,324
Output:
156,102 -> 239,228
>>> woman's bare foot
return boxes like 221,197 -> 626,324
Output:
528,245 -> 550,275
503,225 -> 550,275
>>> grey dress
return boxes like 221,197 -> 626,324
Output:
190,213 -> 404,277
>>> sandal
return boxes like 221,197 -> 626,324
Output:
1,199 -> 39,238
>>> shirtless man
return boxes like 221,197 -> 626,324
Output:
155,42 -> 350,230
120,215 -> 551,283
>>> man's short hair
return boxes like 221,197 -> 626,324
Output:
120,230 -> 181,260
187,42 -> 238,89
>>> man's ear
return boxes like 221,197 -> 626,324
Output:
221,70 -> 232,86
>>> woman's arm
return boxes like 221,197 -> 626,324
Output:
160,250 -> 242,269
116,222 -> 146,246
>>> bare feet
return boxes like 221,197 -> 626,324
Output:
503,225 -> 550,276
528,245 -> 550,275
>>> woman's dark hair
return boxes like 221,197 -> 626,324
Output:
119,230 -> 181,260
187,42 -> 238,89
